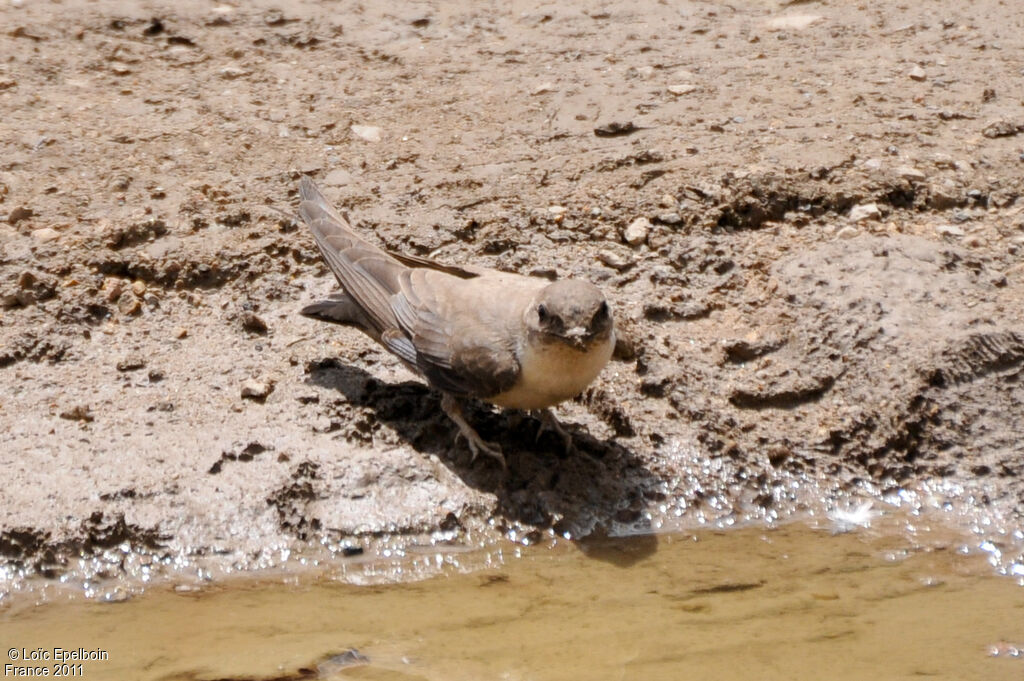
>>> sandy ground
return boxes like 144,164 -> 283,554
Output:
2,0 -> 1024,593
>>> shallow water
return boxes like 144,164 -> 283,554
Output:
1,522 -> 1022,681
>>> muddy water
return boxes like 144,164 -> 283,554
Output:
1,522 -> 1022,681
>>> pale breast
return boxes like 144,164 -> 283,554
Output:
488,333 -> 614,411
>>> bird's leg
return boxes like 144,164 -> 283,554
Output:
440,394 -> 506,470
534,408 -> 574,454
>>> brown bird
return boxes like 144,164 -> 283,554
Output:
298,177 -> 614,468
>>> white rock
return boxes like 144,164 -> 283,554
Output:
836,225 -> 858,239
764,14 -> 822,31
241,379 -> 274,401
351,125 -> 382,143
623,217 -> 651,247
31,227 -> 60,242
848,203 -> 881,222
667,83 -> 698,96
532,81 -> 556,95
548,205 -> 567,215
935,224 -> 965,237
896,165 -> 925,181
863,158 -> 883,171
908,65 -> 927,81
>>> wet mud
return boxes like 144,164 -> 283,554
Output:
2,0 -> 1024,593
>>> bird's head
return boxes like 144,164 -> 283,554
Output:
526,280 -> 614,352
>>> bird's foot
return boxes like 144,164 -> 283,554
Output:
534,408 -> 575,454
441,394 -> 506,470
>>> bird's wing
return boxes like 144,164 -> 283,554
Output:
385,270 -> 522,399
299,177 -> 407,335
300,177 -> 520,397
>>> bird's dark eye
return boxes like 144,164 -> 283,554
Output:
537,304 -> 549,322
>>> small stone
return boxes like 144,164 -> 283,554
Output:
351,124 -> 382,142
173,327 -> 188,339
656,212 -> 681,225
110,63 -> 132,76
848,203 -> 881,222
667,83 -> 697,96
118,294 -> 142,316
324,168 -> 353,186
7,206 -> 33,225
148,369 -> 165,382
241,379 -> 274,402
908,65 -> 927,81
17,271 -> 36,289
836,225 -> 858,239
593,121 -> 638,137
241,312 -> 268,334
935,224 -> 965,237
896,165 -> 925,181
31,227 -> 60,242
659,194 -> 677,208
982,120 -> 1023,138
597,249 -> 633,271
131,280 -> 147,296
117,354 -> 146,372
59,405 -> 94,422
764,14 -> 822,31
101,278 -> 125,303
219,66 -> 248,79
863,158 -> 883,171
531,81 -> 556,95
547,205 -> 567,215
623,217 -> 651,246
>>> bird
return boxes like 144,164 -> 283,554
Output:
297,176 -> 615,468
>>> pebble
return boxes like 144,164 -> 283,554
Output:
101,277 -> 124,303
131,280 -> 147,296
836,225 -> 858,239
219,66 -> 248,79
896,165 -> 925,181
908,65 -> 927,81
241,312 -> 268,334
324,168 -> 353,186
173,327 -> 188,339
7,206 -> 33,225
863,158 -> 883,171
764,14 -> 822,31
31,227 -> 60,242
667,83 -> 697,96
547,205 -> 567,215
59,405 -> 94,422
241,379 -> 274,401
659,194 -> 677,208
351,124 -> 382,142
532,81 -> 556,95
935,224 -> 965,237
118,294 -> 142,316
848,203 -> 881,222
116,354 -> 146,372
597,249 -> 633,270
623,217 -> 651,246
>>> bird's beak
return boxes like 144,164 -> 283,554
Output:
565,326 -> 591,351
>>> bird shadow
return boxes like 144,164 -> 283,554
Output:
304,357 -> 663,566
